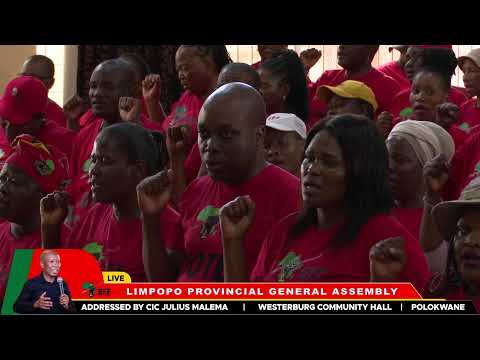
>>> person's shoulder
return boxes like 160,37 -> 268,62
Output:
274,211 -> 302,230
43,120 -> 75,136
179,175 -> 214,207
371,69 -> 400,86
460,97 -> 476,110
316,69 -> 343,84
263,164 -> 300,189
47,98 -> 63,111
360,213 -> 409,238
77,118 -> 102,140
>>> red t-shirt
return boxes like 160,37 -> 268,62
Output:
162,90 -> 204,150
457,98 -> 480,134
391,207 -> 423,240
250,213 -> 430,292
68,116 -> 164,225
46,99 -> 67,128
391,87 -> 468,120
172,164 -> 301,282
0,222 -> 71,302
0,120 -> 75,159
63,203 -> 182,282
251,61 -> 261,70
184,142 -> 202,185
377,61 -> 411,91
448,130 -> 480,199
308,68 -> 401,129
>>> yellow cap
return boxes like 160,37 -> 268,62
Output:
317,80 -> 378,112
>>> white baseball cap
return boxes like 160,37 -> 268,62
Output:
265,113 -> 307,139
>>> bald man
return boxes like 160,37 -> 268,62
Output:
180,63 -> 261,187
217,63 -> 261,90
138,82 -> 301,282
20,55 -> 67,128
251,45 -> 289,69
68,59 -> 162,226
13,250 -> 75,314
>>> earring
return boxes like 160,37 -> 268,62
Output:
282,95 -> 287,101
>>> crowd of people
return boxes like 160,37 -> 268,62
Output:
1,44 -> 480,311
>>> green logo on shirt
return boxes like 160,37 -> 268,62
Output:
175,106 -> 187,120
399,107 -> 413,119
82,158 -> 92,174
277,252 -> 303,282
459,122 -> 471,133
83,242 -> 104,262
34,159 -> 55,176
197,206 -> 220,239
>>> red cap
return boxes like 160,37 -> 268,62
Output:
0,76 -> 48,125
5,134 -> 69,193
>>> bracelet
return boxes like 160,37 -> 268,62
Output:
423,195 -> 442,208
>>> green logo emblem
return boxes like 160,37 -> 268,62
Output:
34,159 -> 55,176
82,158 -> 92,174
277,252 -> 303,282
459,122 -> 471,133
475,161 -> 480,175
83,242 -> 104,262
399,107 -> 413,118
82,282 -> 96,297
197,206 -> 220,239
174,106 -> 187,121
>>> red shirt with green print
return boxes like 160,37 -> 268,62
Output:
67,116 -> 163,226
161,90 -> 204,152
173,164 -> 301,282
250,212 -> 430,293
62,203 -> 181,282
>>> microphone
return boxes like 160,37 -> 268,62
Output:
57,277 -> 64,296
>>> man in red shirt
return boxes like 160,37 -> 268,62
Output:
138,82 -> 301,282
377,45 -> 410,91
20,55 -> 67,128
68,59 -> 161,226
309,45 -> 401,128
0,76 -> 75,158
251,45 -> 289,69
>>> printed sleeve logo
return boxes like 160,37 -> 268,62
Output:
459,122 -> 471,133
82,158 -> 92,174
399,107 -> 413,118
35,159 -> 55,176
174,106 -> 187,121
197,206 -> 220,239
277,252 -> 303,282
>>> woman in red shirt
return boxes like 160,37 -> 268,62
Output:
257,49 -> 309,123
387,120 -> 455,273
379,177 -> 480,310
40,123 -> 180,282
219,114 -> 430,290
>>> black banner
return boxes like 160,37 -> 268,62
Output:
73,301 -> 477,315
